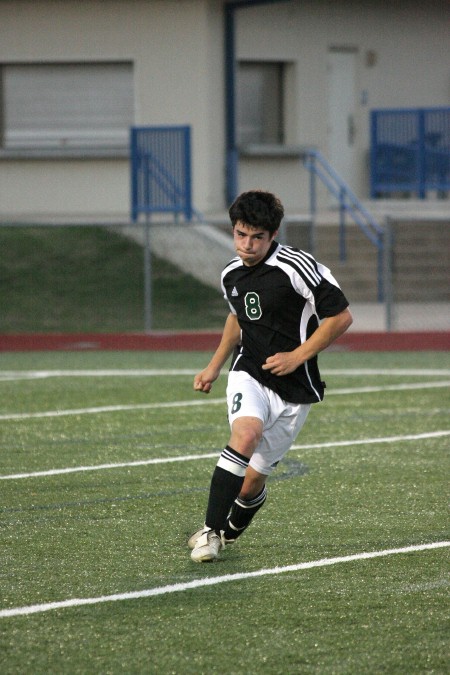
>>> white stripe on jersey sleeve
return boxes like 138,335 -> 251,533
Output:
276,246 -> 342,290
276,247 -> 322,287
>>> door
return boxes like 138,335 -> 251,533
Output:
327,49 -> 357,191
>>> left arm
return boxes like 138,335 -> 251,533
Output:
262,307 -> 353,376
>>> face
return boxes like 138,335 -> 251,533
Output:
233,221 -> 277,267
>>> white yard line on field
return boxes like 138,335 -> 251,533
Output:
0,541 -> 448,619
1,367 -> 449,382
290,429 -> 450,451
327,381 -> 450,395
1,430 -> 448,481
0,397 -> 227,420
0,369 -> 201,381
1,381 -> 449,422
0,452 -> 221,480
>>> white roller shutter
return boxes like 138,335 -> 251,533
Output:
3,62 -> 134,148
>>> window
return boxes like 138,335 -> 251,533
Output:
1,62 -> 134,151
236,61 -> 284,146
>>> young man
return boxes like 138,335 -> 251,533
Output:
189,190 -> 353,562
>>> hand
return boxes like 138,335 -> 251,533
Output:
261,351 -> 301,376
193,366 -> 220,394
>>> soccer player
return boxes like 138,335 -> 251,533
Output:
189,190 -> 353,562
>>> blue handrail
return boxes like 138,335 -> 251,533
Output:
303,148 -> 385,301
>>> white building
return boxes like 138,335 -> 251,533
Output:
0,0 -> 448,220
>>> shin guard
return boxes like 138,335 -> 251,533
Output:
223,485 -> 267,541
204,446 -> 248,533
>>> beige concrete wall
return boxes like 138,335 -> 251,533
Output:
1,160 -> 130,218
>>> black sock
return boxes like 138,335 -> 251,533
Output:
204,446 -> 249,534
223,486 -> 267,541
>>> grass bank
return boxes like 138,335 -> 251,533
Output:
0,226 -> 226,332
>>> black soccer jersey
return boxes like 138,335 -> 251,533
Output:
221,241 -> 349,404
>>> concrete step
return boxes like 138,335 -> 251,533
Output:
285,218 -> 450,302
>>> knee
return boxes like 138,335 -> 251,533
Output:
231,425 -> 262,454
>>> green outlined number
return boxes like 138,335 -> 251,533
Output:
245,292 -> 262,320
231,392 -> 243,414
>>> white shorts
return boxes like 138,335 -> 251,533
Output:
226,370 -> 311,475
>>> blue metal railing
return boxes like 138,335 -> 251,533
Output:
130,125 -> 193,222
303,148 -> 385,301
130,125 -> 202,331
370,107 -> 450,198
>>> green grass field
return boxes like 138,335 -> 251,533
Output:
0,350 -> 449,674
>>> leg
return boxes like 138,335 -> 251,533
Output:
222,465 -> 268,542
190,377 -> 312,561
190,418 -> 263,562
204,416 -> 263,533
222,397 -> 312,545
229,416 -> 264,459
190,372 -> 269,562
240,464 -> 267,499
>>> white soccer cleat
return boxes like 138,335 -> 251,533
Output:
190,530 -> 223,562
187,527 -> 208,550
188,526 -> 237,551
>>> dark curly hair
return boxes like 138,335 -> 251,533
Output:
228,190 -> 284,235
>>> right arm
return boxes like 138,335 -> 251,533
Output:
193,313 -> 241,394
